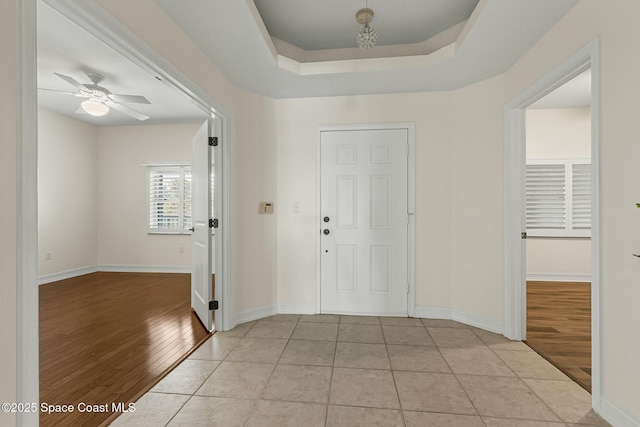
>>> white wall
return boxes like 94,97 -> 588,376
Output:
526,107 -> 591,279
506,0 -> 640,420
450,76 -> 505,326
97,122 -> 199,269
0,0 -> 19,424
232,89 -> 278,316
94,0 -> 280,320
275,91 -> 453,313
36,117 -> 211,276
38,108 -> 98,278
526,107 -> 591,159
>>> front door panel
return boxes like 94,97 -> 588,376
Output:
320,128 -> 408,316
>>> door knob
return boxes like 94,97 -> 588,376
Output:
323,229 -> 330,235
189,227 -> 195,232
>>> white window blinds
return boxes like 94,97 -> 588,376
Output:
525,159 -> 591,237
147,164 -> 215,234
148,165 -> 192,233
572,163 -> 592,230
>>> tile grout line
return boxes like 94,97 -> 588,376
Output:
163,326 -> 250,427
242,315 -> 301,427
423,323 -> 490,426
469,327 -> 569,424
324,316 -> 341,427
381,322 -> 408,427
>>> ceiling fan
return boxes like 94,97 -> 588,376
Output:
39,71 -> 151,121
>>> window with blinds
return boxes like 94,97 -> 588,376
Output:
525,159 -> 591,237
148,166 -> 192,233
147,165 -> 215,234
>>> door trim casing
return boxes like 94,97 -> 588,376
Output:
503,39 -> 601,410
316,123 -> 416,317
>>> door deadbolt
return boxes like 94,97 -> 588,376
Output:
323,229 -> 330,235
323,216 -> 330,223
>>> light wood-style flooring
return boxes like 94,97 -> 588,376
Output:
526,281 -> 591,392
39,272 -> 211,426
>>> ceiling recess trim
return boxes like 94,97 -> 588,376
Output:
246,0 -> 486,76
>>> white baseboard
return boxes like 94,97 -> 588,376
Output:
278,304 -> 316,315
451,310 -> 503,334
599,397 -> 640,427
414,306 -> 503,334
234,304 -> 278,325
38,265 -> 99,285
39,265 -> 193,285
526,273 -> 591,282
98,265 -> 191,274
413,306 -> 452,319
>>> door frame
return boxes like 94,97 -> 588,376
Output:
316,123 -> 416,317
503,39 -> 601,409
17,1 -> 233,424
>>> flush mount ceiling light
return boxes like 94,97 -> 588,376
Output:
81,99 -> 110,116
356,6 -> 377,49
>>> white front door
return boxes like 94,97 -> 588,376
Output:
320,128 -> 409,316
191,120 -> 212,331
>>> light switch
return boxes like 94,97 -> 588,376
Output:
259,202 -> 274,214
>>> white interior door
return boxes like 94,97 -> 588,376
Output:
320,128 -> 409,316
191,120 -> 212,331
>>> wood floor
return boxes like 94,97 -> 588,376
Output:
525,281 -> 591,392
39,272 -> 211,427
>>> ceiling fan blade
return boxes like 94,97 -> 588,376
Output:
54,72 -> 86,90
109,94 -> 151,104
106,101 -> 149,121
37,88 -> 84,96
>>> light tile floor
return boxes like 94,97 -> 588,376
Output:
110,315 -> 610,427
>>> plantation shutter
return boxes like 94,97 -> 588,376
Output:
572,163 -> 591,230
147,165 -> 191,233
183,171 -> 193,230
525,159 -> 591,237
526,163 -> 566,233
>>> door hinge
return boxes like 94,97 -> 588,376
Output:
209,218 -> 219,229
521,232 -> 528,239
209,300 -> 218,310
209,136 -> 218,147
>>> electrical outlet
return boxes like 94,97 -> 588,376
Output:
179,246 -> 184,254
293,201 -> 301,214
45,252 -> 52,261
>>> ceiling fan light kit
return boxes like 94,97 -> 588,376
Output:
80,99 -> 109,116
39,71 -> 151,121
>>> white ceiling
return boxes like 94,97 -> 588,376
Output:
37,0 -> 587,125
37,1 -> 209,126
157,0 -> 580,99
253,0 -> 479,50
529,69 -> 591,109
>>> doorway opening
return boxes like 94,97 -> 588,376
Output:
523,69 -> 593,392
17,0 -> 232,424
504,39 -> 601,408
